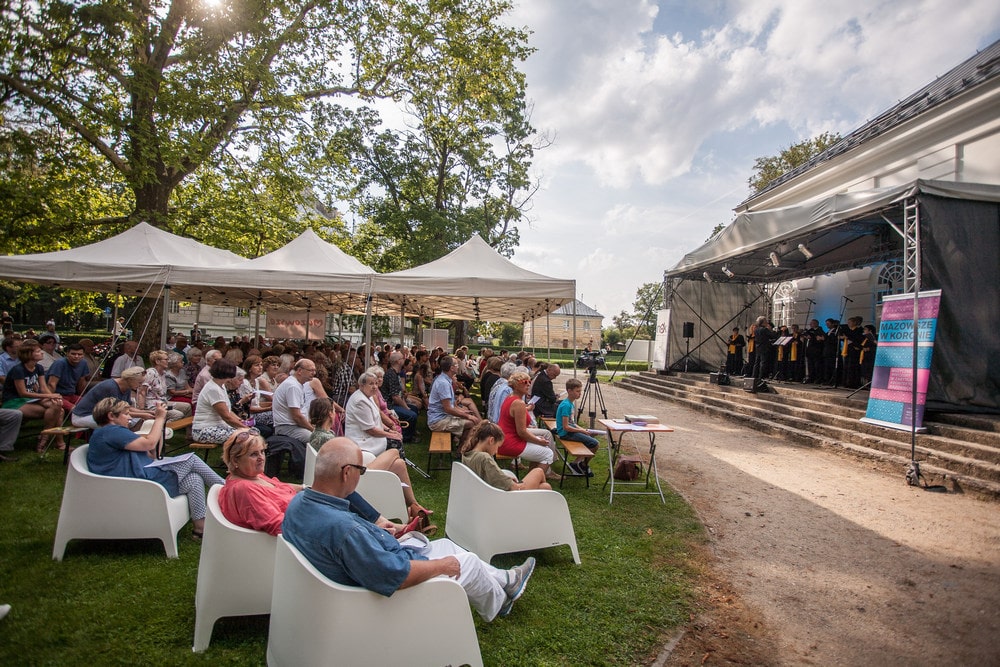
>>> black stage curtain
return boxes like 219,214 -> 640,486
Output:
921,195 -> 1000,414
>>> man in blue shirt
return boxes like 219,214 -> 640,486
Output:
0,337 -> 20,385
46,343 -> 91,411
282,437 -> 534,620
427,355 -> 480,451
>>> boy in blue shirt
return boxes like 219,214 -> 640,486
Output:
555,378 -> 600,476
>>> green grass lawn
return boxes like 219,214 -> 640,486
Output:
0,416 -> 705,666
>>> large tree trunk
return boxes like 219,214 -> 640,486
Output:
131,298 -> 166,355
131,181 -> 174,227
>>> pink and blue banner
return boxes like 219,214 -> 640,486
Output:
861,290 -> 942,432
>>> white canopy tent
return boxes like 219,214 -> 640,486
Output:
371,234 -> 576,323
1,227 -> 577,350
0,222 -> 244,296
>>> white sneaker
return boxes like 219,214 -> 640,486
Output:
0,604 -> 10,621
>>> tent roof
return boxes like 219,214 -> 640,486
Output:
371,235 -> 575,322
0,222 -> 244,298
173,228 -> 374,312
666,180 -> 1000,283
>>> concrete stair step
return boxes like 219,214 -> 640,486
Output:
619,373 -> 1000,501
624,372 -> 1000,451
667,382 -> 1000,465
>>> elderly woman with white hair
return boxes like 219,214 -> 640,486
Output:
137,349 -> 192,422
344,370 -> 402,460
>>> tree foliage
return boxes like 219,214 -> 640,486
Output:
0,0 -> 535,265
630,282 -> 661,338
748,131 -> 842,193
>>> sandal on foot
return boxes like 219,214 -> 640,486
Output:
408,503 -> 434,519
192,530 -> 204,541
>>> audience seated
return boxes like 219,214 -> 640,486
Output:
529,363 -> 561,418
137,350 -> 191,422
461,421 -> 551,491
314,396 -> 434,531
38,334 -> 61,371
0,407 -> 21,462
191,349 -> 222,406
164,352 -> 192,405
1,339 -> 66,451
487,361 -> 518,423
272,359 -> 317,444
497,371 -> 558,480
192,359 -> 251,444
381,351 -> 418,443
282,437 -> 536,620
87,397 -> 223,537
110,340 -> 144,378
555,378 -> 600,477
427,356 -> 481,450
45,343 -> 91,412
71,367 -> 151,429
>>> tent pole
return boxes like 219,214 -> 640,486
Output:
253,293 -> 262,346
546,300 -> 551,363
160,286 -> 171,350
112,285 -> 121,337
400,301 -> 405,347
363,294 -> 373,359
572,298 -> 578,376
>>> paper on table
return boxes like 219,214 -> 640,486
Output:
144,453 -> 194,468
609,423 -> 651,431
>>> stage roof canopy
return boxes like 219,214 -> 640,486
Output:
666,180 -> 1000,284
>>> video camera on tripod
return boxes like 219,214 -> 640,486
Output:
575,351 -> 606,371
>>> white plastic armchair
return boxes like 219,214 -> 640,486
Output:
192,485 -> 277,652
266,535 -> 483,667
52,444 -> 190,560
445,462 -> 581,564
304,446 -> 408,522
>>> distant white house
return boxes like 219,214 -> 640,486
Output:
522,299 -> 604,349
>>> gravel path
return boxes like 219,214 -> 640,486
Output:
559,375 -> 1000,666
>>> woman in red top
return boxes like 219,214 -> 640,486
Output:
496,371 -> 558,480
217,431 -> 406,536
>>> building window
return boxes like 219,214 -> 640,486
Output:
876,261 -> 905,303
169,300 -> 180,314
236,308 -> 250,318
563,319 -> 569,330
772,282 -> 796,327
583,320 -> 590,330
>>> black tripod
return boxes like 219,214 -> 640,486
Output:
576,365 -> 608,429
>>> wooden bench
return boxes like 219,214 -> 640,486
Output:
494,452 -> 520,477
425,430 -> 456,473
41,426 -> 90,465
189,442 -> 219,464
166,416 -> 193,431
541,418 -> 597,488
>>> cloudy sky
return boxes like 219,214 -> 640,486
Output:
500,0 -> 1000,325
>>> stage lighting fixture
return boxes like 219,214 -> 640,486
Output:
798,243 -> 814,259
722,266 -> 735,277
769,251 -> 781,267
703,271 -> 713,282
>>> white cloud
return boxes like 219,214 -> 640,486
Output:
504,0 -> 1000,326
